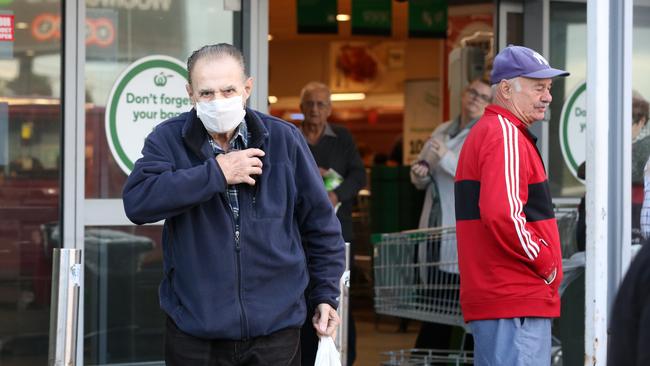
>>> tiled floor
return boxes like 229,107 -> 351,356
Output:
352,309 -> 420,366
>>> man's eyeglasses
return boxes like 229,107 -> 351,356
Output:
466,88 -> 491,103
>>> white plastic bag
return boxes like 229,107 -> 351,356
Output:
314,336 -> 341,366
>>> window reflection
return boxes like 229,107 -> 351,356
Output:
84,226 -> 164,364
0,1 -> 62,364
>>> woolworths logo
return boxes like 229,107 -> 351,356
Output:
153,72 -> 171,87
105,55 -> 190,175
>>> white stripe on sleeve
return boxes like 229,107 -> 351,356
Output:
498,115 -> 539,259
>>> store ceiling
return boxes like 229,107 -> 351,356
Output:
269,0 -> 492,41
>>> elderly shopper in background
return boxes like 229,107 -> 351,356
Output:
409,77 -> 491,351
631,91 -> 650,239
298,81 -> 366,366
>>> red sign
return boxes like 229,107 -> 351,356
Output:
0,14 -> 14,42
30,12 -> 116,48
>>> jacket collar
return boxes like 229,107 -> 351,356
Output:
484,104 -> 538,143
182,107 -> 269,160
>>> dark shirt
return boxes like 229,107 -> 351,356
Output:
306,123 -> 366,242
608,241 -> 650,366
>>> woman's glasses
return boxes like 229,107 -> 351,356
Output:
466,88 -> 491,103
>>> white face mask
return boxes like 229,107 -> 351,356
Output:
195,95 -> 246,134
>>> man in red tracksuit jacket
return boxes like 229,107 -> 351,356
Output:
454,45 -> 569,366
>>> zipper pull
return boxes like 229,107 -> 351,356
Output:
235,230 -> 240,251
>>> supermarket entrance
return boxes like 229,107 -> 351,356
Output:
0,1 -> 268,364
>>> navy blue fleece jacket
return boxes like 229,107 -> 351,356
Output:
123,108 -> 345,340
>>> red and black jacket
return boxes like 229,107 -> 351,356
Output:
454,104 -> 563,322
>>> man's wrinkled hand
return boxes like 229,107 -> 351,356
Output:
312,303 -> 340,338
328,191 -> 339,207
319,167 -> 328,177
216,148 -> 265,185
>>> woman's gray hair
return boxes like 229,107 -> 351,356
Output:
186,43 -> 247,85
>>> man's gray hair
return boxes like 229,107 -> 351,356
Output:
300,81 -> 331,103
186,43 -> 247,85
492,77 -> 522,94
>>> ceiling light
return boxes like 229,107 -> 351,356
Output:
15,22 -> 28,29
268,34 -> 273,41
336,14 -> 351,22
331,93 -> 365,101
268,95 -> 278,104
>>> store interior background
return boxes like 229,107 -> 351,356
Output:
269,0 -> 493,164
268,0 -> 494,364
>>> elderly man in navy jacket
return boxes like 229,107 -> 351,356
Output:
122,43 -> 345,366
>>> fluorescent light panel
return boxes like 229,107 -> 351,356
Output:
336,14 -> 350,22
330,93 -> 365,101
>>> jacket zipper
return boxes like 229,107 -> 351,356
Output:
234,224 -> 249,340
220,193 -> 249,340
252,182 -> 260,213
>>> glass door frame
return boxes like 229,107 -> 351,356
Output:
61,1 -> 86,362
59,1 -> 269,363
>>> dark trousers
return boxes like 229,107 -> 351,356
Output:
415,321 -> 474,350
165,317 -> 301,366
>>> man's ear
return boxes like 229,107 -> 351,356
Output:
499,79 -> 512,99
243,77 -> 254,104
186,84 -> 195,105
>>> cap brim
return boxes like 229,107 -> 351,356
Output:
522,68 -> 570,79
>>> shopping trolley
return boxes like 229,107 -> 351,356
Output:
373,226 -> 472,365
335,242 -> 351,365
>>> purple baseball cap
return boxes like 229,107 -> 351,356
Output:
490,45 -> 570,85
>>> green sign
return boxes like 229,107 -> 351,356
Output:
352,0 -> 391,36
559,82 -> 587,181
297,0 -> 337,34
105,55 -> 190,175
409,0 -> 447,38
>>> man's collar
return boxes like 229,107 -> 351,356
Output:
485,104 -> 529,129
485,104 -> 537,142
231,120 -> 248,147
322,123 -> 337,138
300,122 -> 337,140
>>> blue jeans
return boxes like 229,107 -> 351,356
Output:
470,317 -> 551,366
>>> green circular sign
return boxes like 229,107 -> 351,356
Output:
105,55 -> 190,175
559,81 -> 587,182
